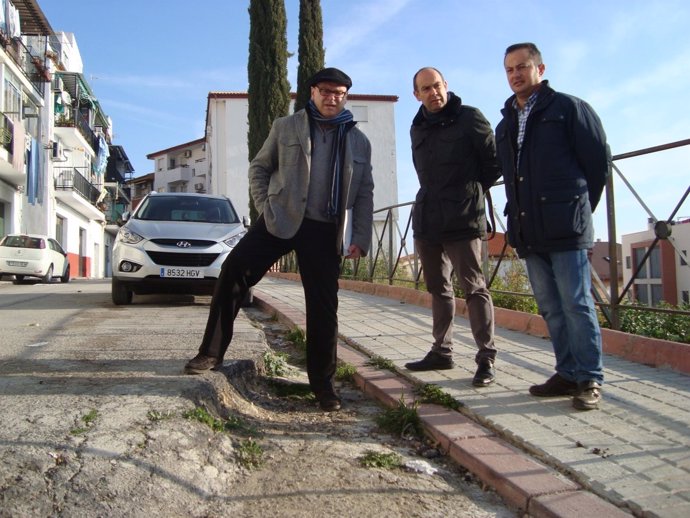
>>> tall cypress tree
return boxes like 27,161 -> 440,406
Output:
247,0 -> 291,222
294,0 -> 325,113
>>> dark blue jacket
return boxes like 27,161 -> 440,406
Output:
495,81 -> 610,257
411,92 -> 501,242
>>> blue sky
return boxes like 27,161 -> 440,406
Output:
40,0 -> 689,241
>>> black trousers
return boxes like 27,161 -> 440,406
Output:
198,215 -> 341,392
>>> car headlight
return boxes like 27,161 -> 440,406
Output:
117,227 -> 144,245
223,230 -> 247,248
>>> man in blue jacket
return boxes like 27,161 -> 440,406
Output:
184,68 -> 374,412
495,43 -> 610,410
405,67 -> 501,387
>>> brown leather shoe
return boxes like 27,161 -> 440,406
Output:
184,354 -> 221,374
315,388 -> 342,412
529,373 -> 578,397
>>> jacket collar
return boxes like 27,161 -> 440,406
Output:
412,91 -> 463,127
502,80 -> 554,115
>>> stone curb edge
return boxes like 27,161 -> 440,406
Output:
252,288 -> 633,518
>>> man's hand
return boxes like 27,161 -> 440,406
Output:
345,244 -> 364,259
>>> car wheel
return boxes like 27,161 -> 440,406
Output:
112,277 -> 133,305
60,264 -> 71,283
41,265 -> 54,284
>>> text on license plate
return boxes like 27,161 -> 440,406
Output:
160,267 -> 203,278
7,260 -> 28,267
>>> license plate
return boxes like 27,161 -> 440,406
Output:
160,267 -> 203,278
7,261 -> 27,267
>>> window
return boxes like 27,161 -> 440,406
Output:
681,250 -> 688,266
635,284 -> 649,305
650,284 -> 663,307
350,105 -> 368,122
157,158 -> 164,172
633,248 -> 647,279
649,247 -> 661,278
682,291 -> 689,304
3,77 -> 21,120
625,256 -> 631,269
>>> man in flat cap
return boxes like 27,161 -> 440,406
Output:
184,67 -> 374,412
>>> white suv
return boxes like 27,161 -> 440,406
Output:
112,192 -> 248,305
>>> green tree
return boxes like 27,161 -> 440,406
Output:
294,0 -> 325,113
247,0 -> 291,222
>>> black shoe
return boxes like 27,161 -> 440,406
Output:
472,360 -> 495,387
529,373 -> 578,397
405,351 -> 454,371
315,390 -> 341,412
573,380 -> 602,411
184,354 -> 222,374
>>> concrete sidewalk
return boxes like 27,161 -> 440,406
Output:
254,275 -> 690,518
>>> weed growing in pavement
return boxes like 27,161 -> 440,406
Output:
415,384 -> 464,411
286,327 -> 306,352
147,410 -> 176,422
262,350 -> 291,377
183,406 -> 259,436
335,362 -> 357,382
267,379 -> 315,400
70,409 -> 98,435
359,450 -> 403,469
236,438 -> 264,469
367,355 -> 396,371
375,395 -> 423,439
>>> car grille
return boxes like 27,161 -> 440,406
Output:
150,238 -> 217,247
146,252 -> 220,267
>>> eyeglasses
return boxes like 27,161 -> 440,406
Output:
317,87 -> 347,100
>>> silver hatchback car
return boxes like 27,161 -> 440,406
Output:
111,192 -> 248,305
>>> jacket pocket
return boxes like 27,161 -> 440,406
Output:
538,189 -> 589,240
279,140 -> 302,166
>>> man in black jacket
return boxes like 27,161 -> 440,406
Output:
495,43 -> 610,410
405,67 -> 501,387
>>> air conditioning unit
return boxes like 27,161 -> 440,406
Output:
194,183 -> 205,191
183,150 -> 192,158
51,141 -> 66,161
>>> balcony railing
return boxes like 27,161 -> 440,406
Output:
55,114 -> 99,152
0,33 -> 48,96
54,166 -> 101,204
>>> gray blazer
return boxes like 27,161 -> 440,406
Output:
249,109 -> 374,255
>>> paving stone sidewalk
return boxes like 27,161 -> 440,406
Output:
255,276 -> 690,518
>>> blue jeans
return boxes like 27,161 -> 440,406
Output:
525,250 -> 603,385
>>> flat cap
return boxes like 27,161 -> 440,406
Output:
309,67 -> 352,90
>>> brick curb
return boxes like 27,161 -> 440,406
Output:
266,272 -> 690,375
252,287 -> 633,518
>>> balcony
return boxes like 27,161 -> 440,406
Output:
54,166 -> 104,221
54,114 -> 99,153
155,165 -> 193,190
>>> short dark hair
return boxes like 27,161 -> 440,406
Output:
412,67 -> 445,92
505,42 -> 543,64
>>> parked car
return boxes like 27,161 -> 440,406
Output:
0,234 -> 70,284
111,192 -> 249,305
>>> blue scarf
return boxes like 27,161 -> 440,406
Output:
306,100 -> 355,218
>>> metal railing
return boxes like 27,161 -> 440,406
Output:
54,166 -> 101,205
275,138 -> 690,332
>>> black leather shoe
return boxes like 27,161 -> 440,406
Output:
529,373 -> 578,397
315,388 -> 341,412
572,380 -> 602,410
405,351 -> 454,371
472,360 -> 495,387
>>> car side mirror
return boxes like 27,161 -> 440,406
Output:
118,211 -> 130,226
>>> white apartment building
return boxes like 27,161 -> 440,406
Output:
621,218 -> 690,306
148,92 -> 400,231
1,1 -> 133,280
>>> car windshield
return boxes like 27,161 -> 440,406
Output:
0,235 -> 45,249
134,196 -> 239,224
